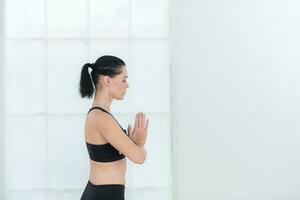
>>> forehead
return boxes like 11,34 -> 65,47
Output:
119,66 -> 128,77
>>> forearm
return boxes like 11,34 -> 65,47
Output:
137,145 -> 147,164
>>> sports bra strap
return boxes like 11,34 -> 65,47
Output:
88,106 -> 125,131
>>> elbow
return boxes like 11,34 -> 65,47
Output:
136,155 -> 146,164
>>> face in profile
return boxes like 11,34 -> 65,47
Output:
110,66 -> 129,100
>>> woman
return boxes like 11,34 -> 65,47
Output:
79,55 -> 149,200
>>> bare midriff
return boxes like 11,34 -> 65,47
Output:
88,157 -> 127,185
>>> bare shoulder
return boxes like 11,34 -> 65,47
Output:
87,109 -> 114,130
86,109 -> 122,134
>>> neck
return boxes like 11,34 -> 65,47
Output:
92,90 -> 113,112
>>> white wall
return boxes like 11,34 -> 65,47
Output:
0,0 -> 6,198
171,1 -> 300,199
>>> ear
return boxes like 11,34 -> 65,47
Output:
103,76 -> 111,87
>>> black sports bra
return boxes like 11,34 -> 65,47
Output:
85,106 -> 128,162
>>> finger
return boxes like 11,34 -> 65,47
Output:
132,129 -> 136,141
141,113 -> 145,128
127,124 -> 132,134
141,112 -> 145,128
130,125 -> 135,139
134,113 -> 139,130
145,119 -> 149,132
138,112 -> 142,129
130,124 -> 133,134
128,124 -> 133,137
138,126 -> 141,143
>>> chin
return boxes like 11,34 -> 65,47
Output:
115,95 -> 124,100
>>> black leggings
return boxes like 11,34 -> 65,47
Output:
80,180 -> 125,200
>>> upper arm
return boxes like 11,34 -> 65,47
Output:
94,112 -> 146,164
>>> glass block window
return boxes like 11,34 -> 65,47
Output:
4,0 -> 172,199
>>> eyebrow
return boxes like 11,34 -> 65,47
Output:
124,76 -> 128,78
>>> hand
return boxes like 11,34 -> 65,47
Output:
127,112 -> 149,146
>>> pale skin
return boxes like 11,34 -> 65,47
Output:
84,65 -> 149,185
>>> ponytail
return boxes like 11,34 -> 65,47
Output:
79,63 -> 94,99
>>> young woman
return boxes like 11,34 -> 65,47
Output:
79,55 -> 149,200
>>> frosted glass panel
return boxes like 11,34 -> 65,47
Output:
46,41 -> 91,113
6,189 -> 47,200
5,0 -> 45,38
126,187 -> 170,200
47,115 -> 89,188
4,0 -> 172,198
131,0 -> 169,37
89,39 -> 130,65
89,0 -> 130,37
5,116 -> 47,189
126,114 -> 171,187
5,41 -> 45,114
89,40 -> 130,65
131,40 -> 170,112
47,0 -> 87,37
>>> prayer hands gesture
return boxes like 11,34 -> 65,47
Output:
127,112 -> 149,147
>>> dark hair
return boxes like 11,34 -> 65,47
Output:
79,55 -> 126,99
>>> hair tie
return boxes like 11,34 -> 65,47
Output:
88,63 -> 98,73
89,63 -> 95,70
90,63 -> 103,76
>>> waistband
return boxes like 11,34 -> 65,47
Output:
88,180 -> 125,188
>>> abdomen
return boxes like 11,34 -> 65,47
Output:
88,157 -> 127,185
